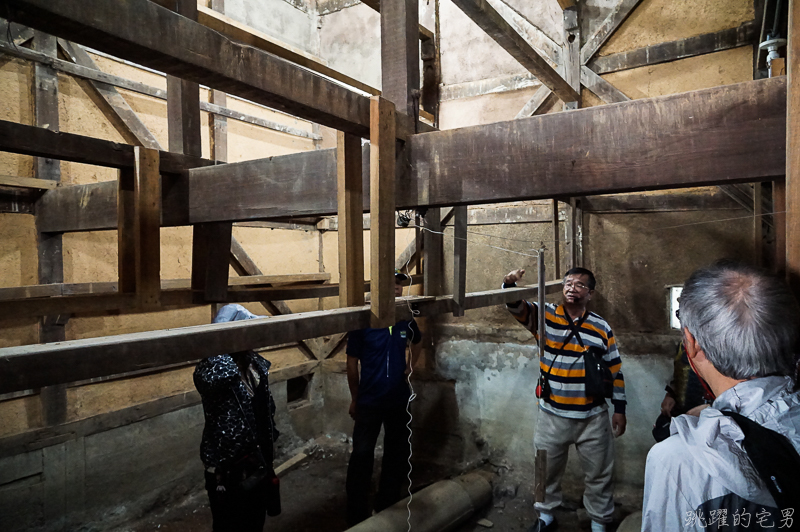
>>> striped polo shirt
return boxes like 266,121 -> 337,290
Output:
507,298 -> 627,419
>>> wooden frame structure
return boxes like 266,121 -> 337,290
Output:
0,0 -> 796,405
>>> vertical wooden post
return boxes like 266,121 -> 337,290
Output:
787,0 -> 800,296
774,179 -> 787,277
118,168 -> 136,293
380,0 -> 420,119
134,147 -> 161,309
210,89 -> 228,163
414,211 -> 423,274
569,198 -> 583,269
754,183 -> 764,267
337,131 -> 365,308
33,30 -> 67,426
453,205 -> 468,316
424,208 -> 444,296
552,199 -> 561,278
370,96 -> 396,328
563,6 -> 581,109
537,248 -> 546,342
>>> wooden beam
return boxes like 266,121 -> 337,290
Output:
0,175 -> 58,189
4,0 -> 372,136
788,0 -> 800,296
452,205 -> 467,316
0,282 -> 562,394
191,222 -> 233,303
450,0 -> 579,102
581,189 -> 743,213
408,78 -> 784,204
196,5 -> 379,96
580,0 -> 644,65
27,78 -> 790,232
515,85 -> 553,119
774,179 -> 787,277
0,274 -> 331,301
337,131 -> 365,308
0,39 -> 322,140
580,65 -> 630,104
57,39 -> 163,150
588,21 -> 758,75
556,0 -> 576,9
754,182 -> 764,266
0,119 -> 212,174
134,147 -> 161,308
369,96 -> 396,328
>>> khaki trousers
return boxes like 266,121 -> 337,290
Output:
533,408 -> 615,523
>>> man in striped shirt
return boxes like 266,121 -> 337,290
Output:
503,267 -> 626,532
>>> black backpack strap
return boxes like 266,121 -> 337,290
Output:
722,410 -> 800,511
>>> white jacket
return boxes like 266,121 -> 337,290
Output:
642,376 -> 800,531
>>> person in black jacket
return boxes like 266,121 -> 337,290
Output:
194,304 -> 280,532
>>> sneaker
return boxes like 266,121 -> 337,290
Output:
527,517 -> 558,532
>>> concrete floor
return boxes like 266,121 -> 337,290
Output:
120,442 -> 640,532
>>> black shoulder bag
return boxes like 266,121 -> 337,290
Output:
564,311 -> 613,399
722,410 -> 800,511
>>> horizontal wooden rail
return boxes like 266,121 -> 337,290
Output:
0,282 -> 562,394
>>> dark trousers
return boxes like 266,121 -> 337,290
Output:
346,403 -> 412,526
205,470 -> 268,532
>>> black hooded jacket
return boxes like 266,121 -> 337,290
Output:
194,352 -> 279,469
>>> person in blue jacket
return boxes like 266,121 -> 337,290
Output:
345,271 -> 422,526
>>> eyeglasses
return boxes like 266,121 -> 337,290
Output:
563,280 -> 590,291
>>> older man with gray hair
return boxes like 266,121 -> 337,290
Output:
642,260 -> 800,530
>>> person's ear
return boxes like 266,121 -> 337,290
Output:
682,328 -> 705,362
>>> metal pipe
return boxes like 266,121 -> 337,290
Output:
345,472 -> 492,532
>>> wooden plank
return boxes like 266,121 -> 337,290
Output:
337,131 -> 365,307
381,0 -> 420,117
788,0 -> 800,296
450,0 -> 579,103
580,0 -> 644,65
0,174 -> 58,189
118,168 -> 136,293
57,40 -> 163,150
452,205 -> 467,316
589,21 -> 758,75
515,85 -> 553,119
196,5 -> 379,96
556,0 -> 576,8
3,0 -> 372,136
0,283 -> 562,394
552,199 -> 560,279
31,79 -> 789,231
134,147 -> 161,308
369,96 -> 396,328
580,65 -> 630,104
0,17 -> 34,46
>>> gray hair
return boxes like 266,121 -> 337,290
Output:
679,260 -> 799,380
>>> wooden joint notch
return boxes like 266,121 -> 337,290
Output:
369,96 -> 396,329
